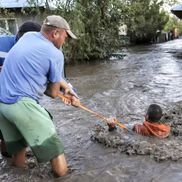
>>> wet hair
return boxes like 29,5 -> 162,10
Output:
146,104 -> 163,122
16,21 -> 41,41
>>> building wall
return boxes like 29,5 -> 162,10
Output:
0,8 -> 45,34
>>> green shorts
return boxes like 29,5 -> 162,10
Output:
0,97 -> 64,162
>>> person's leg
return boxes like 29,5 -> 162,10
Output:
1,127 -> 27,167
0,139 -> 11,158
10,98 -> 66,175
12,147 -> 27,167
0,102 -> 27,165
51,153 -> 68,177
0,130 -> 9,157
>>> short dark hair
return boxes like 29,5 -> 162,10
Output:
16,21 -> 41,41
146,104 -> 162,122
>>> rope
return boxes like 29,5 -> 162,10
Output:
57,93 -> 128,130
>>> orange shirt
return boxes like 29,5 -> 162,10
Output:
133,121 -> 171,138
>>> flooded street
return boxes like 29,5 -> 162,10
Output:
1,39 -> 182,181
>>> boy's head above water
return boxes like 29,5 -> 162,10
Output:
145,104 -> 162,123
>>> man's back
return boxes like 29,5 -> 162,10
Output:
0,32 -> 64,103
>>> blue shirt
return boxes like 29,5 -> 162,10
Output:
0,35 -> 16,66
0,32 -> 64,103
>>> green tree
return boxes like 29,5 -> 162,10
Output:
54,0 -> 122,63
121,0 -> 169,43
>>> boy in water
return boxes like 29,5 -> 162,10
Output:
107,104 -> 171,138
133,104 -> 171,138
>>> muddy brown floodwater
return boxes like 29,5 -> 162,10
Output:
1,39 -> 182,182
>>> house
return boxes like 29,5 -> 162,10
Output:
0,0 -> 55,34
171,4 -> 182,19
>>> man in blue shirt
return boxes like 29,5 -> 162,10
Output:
0,15 -> 79,177
0,21 -> 41,67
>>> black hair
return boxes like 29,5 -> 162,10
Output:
16,21 -> 41,41
146,104 -> 162,122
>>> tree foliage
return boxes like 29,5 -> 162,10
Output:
53,0 -> 122,63
121,0 -> 169,43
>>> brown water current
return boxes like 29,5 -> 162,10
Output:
1,39 -> 182,181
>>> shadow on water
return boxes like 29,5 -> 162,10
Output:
2,39 -> 182,181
